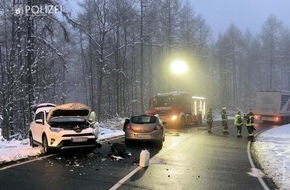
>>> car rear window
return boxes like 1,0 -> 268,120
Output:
131,116 -> 156,124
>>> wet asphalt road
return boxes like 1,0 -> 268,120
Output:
0,120 -> 277,190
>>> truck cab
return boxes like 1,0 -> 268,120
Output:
147,91 -> 205,128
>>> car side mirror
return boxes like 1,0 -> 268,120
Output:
89,111 -> 97,123
35,119 -> 44,125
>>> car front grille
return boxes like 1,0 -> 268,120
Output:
59,139 -> 96,148
62,133 -> 95,137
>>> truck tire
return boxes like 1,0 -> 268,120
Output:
180,117 -> 186,128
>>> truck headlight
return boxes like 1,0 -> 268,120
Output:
171,115 -> 177,121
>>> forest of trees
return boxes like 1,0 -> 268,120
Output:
0,0 -> 290,140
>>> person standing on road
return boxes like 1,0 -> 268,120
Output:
221,108 -> 229,135
234,111 -> 243,137
246,111 -> 255,141
207,108 -> 213,133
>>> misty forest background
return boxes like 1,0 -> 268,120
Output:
1,0 -> 290,139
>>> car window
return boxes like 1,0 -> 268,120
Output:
34,112 -> 44,121
131,116 -> 156,124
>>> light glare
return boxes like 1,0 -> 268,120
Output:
171,60 -> 188,74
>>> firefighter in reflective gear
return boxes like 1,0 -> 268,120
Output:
246,112 -> 255,141
207,108 -> 213,133
221,108 -> 229,134
234,111 -> 243,137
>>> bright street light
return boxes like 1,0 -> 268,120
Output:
170,60 -> 188,74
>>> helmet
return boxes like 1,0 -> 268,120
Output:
222,107 -> 226,113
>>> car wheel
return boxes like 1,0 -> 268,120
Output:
29,133 -> 36,148
42,135 -> 50,155
156,140 -> 163,149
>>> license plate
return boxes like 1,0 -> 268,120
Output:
71,137 -> 88,142
137,134 -> 150,139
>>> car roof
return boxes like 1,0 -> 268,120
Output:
33,103 -> 57,113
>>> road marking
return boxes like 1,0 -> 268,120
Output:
247,135 -> 270,190
109,132 -> 186,190
109,166 -> 142,190
0,154 -> 54,171
209,124 -> 270,190
110,125 -> 266,190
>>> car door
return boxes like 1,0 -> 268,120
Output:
31,111 -> 45,143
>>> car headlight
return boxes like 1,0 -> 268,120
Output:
171,115 -> 177,121
49,127 -> 64,133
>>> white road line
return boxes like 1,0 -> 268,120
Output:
109,166 -> 142,190
109,131 -> 185,190
0,154 -> 54,171
247,135 -> 270,190
110,126 -> 267,190
209,125 -> 270,189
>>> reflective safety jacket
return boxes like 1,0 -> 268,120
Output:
234,114 -> 243,126
246,115 -> 254,126
207,111 -> 213,123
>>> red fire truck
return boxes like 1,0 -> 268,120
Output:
146,91 -> 206,128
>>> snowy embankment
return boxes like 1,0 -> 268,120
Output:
0,117 -> 125,164
252,125 -> 290,190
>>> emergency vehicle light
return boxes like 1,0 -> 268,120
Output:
171,115 -> 177,121
192,96 -> 205,100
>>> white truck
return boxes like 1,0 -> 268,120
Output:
255,91 -> 290,123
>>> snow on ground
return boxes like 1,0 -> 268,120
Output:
1,117 -> 290,190
97,117 -> 125,140
252,124 -> 290,190
0,118 -> 125,164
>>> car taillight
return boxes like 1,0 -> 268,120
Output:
126,124 -> 133,131
154,124 -> 162,131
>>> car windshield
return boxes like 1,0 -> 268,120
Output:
131,116 -> 156,124
152,96 -> 174,107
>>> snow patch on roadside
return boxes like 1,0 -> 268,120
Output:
0,139 -> 42,164
253,125 -> 290,190
0,117 -> 125,164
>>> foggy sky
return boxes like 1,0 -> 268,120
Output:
192,0 -> 290,38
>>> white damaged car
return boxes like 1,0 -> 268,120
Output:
29,102 -> 99,154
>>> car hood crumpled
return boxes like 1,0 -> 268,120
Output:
47,102 -> 91,121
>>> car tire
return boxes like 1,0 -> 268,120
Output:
29,133 -> 36,148
156,140 -> 163,149
42,135 -> 50,155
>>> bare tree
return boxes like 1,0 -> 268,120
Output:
260,15 -> 284,90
